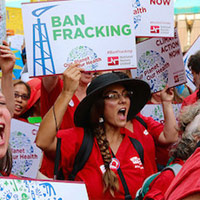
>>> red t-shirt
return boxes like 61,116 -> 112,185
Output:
144,159 -> 184,200
164,148 -> 200,200
40,78 -> 80,178
128,113 -> 164,177
58,127 -> 148,199
40,77 -> 80,129
181,90 -> 198,109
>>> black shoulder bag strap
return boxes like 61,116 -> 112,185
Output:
110,137 -> 144,199
68,127 -> 94,180
54,137 -> 62,180
134,115 -> 147,129
111,151 -> 132,200
128,137 -> 144,165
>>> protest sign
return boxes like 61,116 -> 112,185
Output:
141,103 -> 181,123
22,0 -> 137,77
132,29 -> 186,93
10,119 -> 42,178
133,0 -> 174,37
183,35 -> 200,92
0,177 -> 88,199
0,0 -> 6,45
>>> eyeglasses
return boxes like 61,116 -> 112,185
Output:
103,90 -> 133,100
14,93 -> 30,100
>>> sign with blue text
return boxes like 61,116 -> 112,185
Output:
133,0 -> 174,37
0,177 -> 88,199
22,0 -> 137,77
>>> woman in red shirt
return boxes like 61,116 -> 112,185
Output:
36,64 -> 151,199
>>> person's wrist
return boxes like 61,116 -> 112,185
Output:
162,100 -> 172,105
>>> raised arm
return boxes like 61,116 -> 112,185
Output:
158,86 -> 178,144
0,41 -> 15,117
36,64 -> 83,153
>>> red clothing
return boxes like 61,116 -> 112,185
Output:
144,159 -> 184,200
40,77 -> 80,129
181,90 -> 198,109
58,127 -> 146,199
165,148 -> 200,200
40,78 -> 80,178
128,113 -> 164,177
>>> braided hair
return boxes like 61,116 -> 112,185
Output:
90,97 -> 119,196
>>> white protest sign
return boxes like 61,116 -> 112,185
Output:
10,119 -> 42,178
132,29 -> 186,93
141,103 -> 181,123
0,0 -> 6,45
183,36 -> 200,92
133,0 -> 174,37
22,0 -> 137,77
0,177 -> 88,199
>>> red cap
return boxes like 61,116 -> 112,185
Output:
26,78 -> 41,111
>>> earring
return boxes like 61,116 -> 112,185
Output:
99,117 -> 104,123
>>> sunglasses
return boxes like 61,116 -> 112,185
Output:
103,90 -> 133,100
14,93 -> 30,101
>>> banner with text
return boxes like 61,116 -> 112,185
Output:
132,29 -> 186,93
0,177 -> 88,199
183,35 -> 200,92
10,119 -> 42,178
133,0 -> 174,37
22,0 -> 137,77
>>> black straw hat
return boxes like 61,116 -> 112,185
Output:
74,72 -> 150,127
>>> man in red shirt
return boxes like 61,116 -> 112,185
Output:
182,51 -> 200,108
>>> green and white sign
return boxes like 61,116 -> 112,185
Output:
10,119 -> 42,178
22,0 -> 137,77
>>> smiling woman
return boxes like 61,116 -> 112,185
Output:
35,64 -> 151,199
0,40 -> 15,176
13,80 -> 31,121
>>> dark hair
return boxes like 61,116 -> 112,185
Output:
0,146 -> 13,176
188,50 -> 200,74
90,94 -> 119,196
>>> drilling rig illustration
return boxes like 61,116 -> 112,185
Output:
32,5 -> 57,76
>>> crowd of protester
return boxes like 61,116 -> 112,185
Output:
2,36 -> 200,199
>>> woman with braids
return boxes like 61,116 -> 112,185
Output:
0,41 -> 15,176
36,63 -> 152,199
